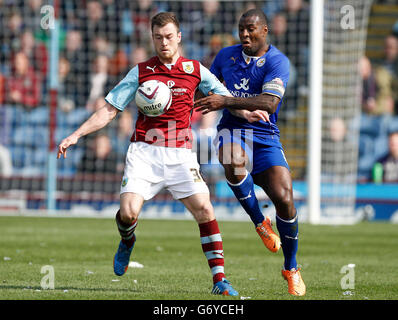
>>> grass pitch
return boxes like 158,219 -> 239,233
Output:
0,216 -> 397,300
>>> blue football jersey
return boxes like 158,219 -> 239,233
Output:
211,44 -> 290,147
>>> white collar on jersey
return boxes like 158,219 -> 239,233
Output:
241,50 -> 261,65
164,63 -> 174,70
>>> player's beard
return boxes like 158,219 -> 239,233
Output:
157,47 -> 178,63
242,47 -> 253,56
243,41 -> 268,57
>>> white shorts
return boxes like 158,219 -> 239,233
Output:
120,142 -> 209,200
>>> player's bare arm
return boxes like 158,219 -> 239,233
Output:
194,92 -> 279,115
57,103 -> 119,159
195,91 -> 270,123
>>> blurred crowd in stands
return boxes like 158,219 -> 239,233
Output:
0,0 -> 398,184
359,32 -> 398,182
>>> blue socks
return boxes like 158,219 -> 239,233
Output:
227,172 -> 264,226
228,172 -> 299,271
276,213 -> 299,270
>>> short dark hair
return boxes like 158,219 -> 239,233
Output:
241,9 -> 268,26
151,12 -> 180,32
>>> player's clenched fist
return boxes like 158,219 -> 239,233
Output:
57,134 -> 79,159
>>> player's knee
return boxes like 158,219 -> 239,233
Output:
194,201 -> 215,224
273,186 -> 295,219
283,185 -> 294,201
230,154 -> 247,169
219,153 -> 246,173
219,145 -> 247,169
120,205 -> 139,224
281,188 -> 294,207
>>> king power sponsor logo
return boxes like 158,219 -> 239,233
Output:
229,91 -> 259,98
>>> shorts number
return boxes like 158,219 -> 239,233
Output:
190,168 -> 203,182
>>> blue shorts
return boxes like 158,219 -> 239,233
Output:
214,128 -> 290,175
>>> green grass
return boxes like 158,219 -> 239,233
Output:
0,216 -> 397,300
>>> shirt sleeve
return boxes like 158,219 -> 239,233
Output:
198,63 -> 231,97
262,55 -> 290,99
105,65 -> 139,111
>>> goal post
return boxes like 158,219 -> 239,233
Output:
307,0 -> 324,225
46,0 -> 60,213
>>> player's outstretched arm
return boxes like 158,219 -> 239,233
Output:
57,103 -> 119,159
196,64 -> 270,123
194,93 -> 271,123
194,93 -> 279,115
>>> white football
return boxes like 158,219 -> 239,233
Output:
135,80 -> 172,117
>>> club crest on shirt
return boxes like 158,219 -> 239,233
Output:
256,58 -> 266,67
182,61 -> 194,74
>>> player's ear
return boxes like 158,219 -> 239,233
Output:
177,31 -> 182,44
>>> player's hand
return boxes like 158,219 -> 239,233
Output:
193,92 -> 226,114
57,134 -> 79,159
246,110 -> 270,123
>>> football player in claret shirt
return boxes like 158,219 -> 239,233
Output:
194,9 -> 306,296
57,12 -> 270,296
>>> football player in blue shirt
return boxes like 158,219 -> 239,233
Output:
194,9 -> 305,296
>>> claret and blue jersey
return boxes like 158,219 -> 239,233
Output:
211,44 -> 290,148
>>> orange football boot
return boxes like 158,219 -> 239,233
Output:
281,267 -> 306,296
255,216 -> 281,253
